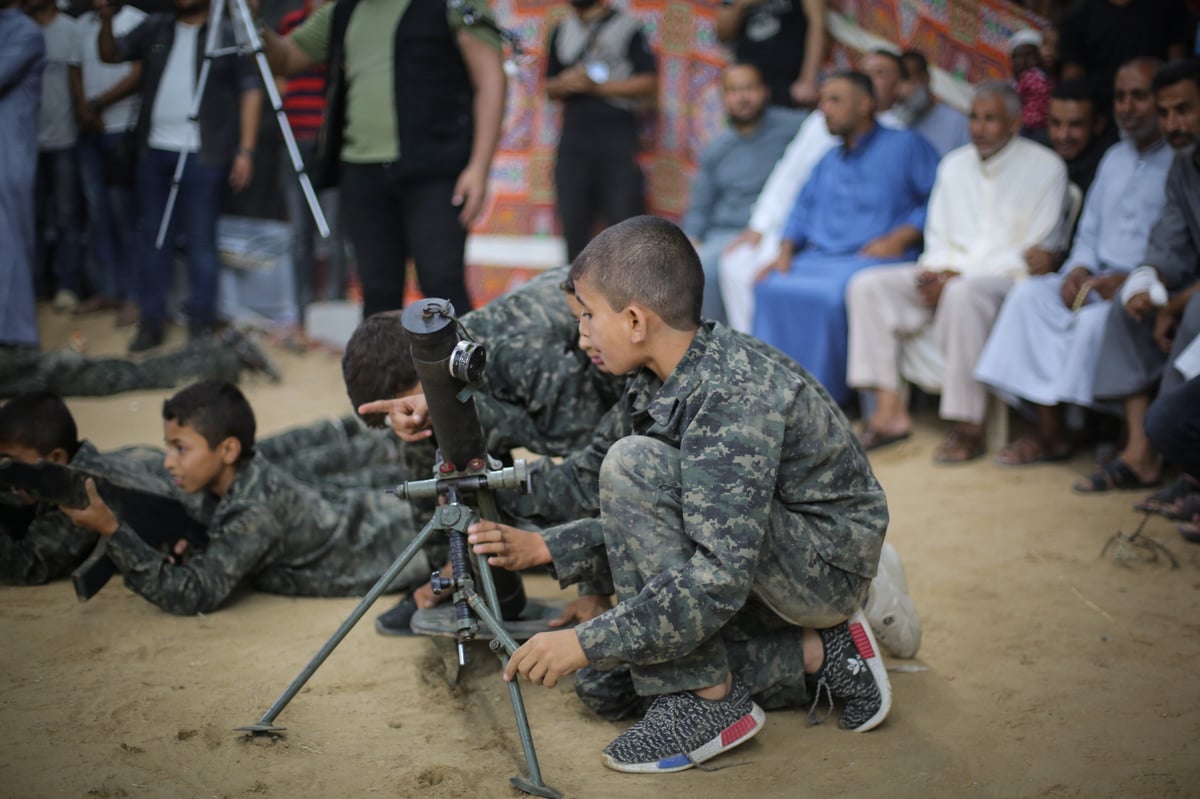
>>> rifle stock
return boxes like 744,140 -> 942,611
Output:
0,458 -> 209,601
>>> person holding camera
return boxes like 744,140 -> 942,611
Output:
545,0 -> 657,262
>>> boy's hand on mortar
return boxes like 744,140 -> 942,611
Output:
59,478 -> 118,537
504,629 -> 588,687
468,520 -> 551,571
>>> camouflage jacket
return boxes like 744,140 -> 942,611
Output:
104,455 -> 425,615
529,323 -> 889,669
461,265 -> 624,457
0,441 -> 179,585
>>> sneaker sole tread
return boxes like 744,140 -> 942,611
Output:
600,703 -> 766,774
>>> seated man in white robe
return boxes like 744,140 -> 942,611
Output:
845,81 -> 1067,463
974,58 -> 1171,466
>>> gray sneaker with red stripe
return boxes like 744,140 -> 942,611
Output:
810,608 -> 893,732
600,676 -> 765,773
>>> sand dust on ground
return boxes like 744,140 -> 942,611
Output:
3,309 -> 1199,799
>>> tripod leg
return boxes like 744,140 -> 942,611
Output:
228,0 -> 330,237
156,0 -> 227,250
469,544 -> 563,798
235,516 -> 441,734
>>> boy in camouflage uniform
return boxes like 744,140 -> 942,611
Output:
0,392 -> 180,585
57,381 -> 430,614
464,216 -> 894,773
0,328 -> 279,398
343,269 -> 623,633
0,394 -> 417,586
345,264 -> 625,459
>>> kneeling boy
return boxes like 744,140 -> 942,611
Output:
468,216 -> 893,773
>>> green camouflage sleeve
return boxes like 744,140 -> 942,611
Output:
540,517 -> 611,592
105,502 -> 276,615
0,509 -> 98,585
505,403 -> 630,525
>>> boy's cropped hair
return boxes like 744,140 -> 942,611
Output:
0,392 -> 80,458
569,215 -> 703,331
1152,58 -> 1200,94
162,381 -> 257,465
341,311 -> 419,428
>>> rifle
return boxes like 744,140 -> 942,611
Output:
0,457 -> 209,601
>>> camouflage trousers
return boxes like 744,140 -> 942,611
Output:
0,344 -> 240,398
581,436 -> 867,706
259,420 -> 425,502
575,621 -> 812,721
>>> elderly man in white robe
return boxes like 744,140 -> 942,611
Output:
845,81 -> 1068,463
974,58 -> 1171,466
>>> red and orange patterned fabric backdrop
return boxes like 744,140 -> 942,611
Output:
475,0 -> 1047,238
462,0 -> 1047,301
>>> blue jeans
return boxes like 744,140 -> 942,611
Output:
78,132 -> 138,301
136,148 -> 226,330
34,146 -> 84,296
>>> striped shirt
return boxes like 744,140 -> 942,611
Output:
279,3 -> 327,142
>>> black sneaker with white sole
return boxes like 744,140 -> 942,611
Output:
809,608 -> 892,732
601,676 -> 765,774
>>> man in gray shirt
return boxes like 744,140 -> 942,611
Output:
682,63 -> 803,323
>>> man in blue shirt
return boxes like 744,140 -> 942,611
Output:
753,70 -> 939,404
682,63 -> 804,324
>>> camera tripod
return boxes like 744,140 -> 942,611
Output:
155,0 -> 329,250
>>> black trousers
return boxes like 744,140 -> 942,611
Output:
554,147 -> 645,263
340,162 -> 471,317
1145,374 -> 1200,479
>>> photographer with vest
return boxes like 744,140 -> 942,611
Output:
257,0 -> 506,319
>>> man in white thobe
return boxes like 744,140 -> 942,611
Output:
974,58 -> 1172,466
845,81 -> 1068,463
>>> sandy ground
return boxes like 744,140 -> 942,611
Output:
3,307 -> 1200,799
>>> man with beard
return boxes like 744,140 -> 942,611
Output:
681,63 -> 803,323
845,81 -> 1067,462
1075,59 -> 1200,493
973,58 -> 1173,468
97,0 -> 263,352
544,0 -> 657,262
895,49 -> 969,157
750,71 -> 939,405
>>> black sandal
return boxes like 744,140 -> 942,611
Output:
1134,475 -> 1200,518
1074,459 -> 1161,494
